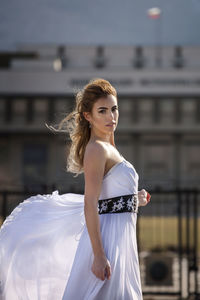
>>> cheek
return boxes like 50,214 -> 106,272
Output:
115,110 -> 119,120
95,113 -> 103,120
92,113 -> 104,124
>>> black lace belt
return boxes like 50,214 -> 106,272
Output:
98,194 -> 138,215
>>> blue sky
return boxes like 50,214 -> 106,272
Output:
0,0 -> 200,50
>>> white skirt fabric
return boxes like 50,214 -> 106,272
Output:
0,190 -> 143,300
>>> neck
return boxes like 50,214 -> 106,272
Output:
90,129 -> 115,147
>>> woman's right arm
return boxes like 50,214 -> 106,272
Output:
83,142 -> 111,281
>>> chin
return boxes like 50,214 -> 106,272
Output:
106,127 -> 116,132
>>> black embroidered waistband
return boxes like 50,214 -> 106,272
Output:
98,194 -> 138,215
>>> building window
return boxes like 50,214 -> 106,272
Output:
118,98 -> 133,124
132,99 -> 139,123
94,46 -> 106,68
161,99 -> 175,124
195,99 -> 200,123
0,98 -> 5,124
182,99 -> 196,124
56,45 -> 68,70
54,97 -> 73,124
174,99 -> 182,124
22,144 -> 48,190
0,140 -> 10,188
26,98 -> 34,123
172,46 -> 185,69
153,98 -> 161,124
182,143 -> 200,186
5,98 -> 12,123
133,46 -> 145,69
139,98 -> 153,125
34,98 -> 48,124
140,140 -> 174,189
13,98 -> 26,123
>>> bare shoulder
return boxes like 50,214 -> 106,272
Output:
83,142 -> 108,198
84,141 -> 108,166
84,142 -> 108,199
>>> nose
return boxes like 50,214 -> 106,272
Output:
107,114 -> 114,124
108,110 -> 115,121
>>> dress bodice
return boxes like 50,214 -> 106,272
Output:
99,159 -> 139,200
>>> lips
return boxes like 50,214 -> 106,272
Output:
106,123 -> 116,126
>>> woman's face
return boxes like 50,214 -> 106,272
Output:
85,94 -> 119,135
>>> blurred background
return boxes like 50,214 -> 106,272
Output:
0,0 -> 200,299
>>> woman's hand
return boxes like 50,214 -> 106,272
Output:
138,189 -> 151,207
91,255 -> 111,281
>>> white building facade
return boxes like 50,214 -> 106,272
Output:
0,45 -> 200,192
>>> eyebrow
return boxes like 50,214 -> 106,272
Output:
98,105 -> 118,110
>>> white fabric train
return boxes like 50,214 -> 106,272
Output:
0,158 -> 143,300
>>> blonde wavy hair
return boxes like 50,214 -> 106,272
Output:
48,78 -> 117,175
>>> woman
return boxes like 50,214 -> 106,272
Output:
0,78 -> 150,300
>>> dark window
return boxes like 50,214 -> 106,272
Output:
133,46 -> 145,69
94,46 -> 106,68
173,46 -> 185,68
22,144 -> 48,191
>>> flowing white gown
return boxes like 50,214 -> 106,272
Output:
0,158 -> 143,300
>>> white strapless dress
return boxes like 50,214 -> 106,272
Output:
0,158 -> 143,300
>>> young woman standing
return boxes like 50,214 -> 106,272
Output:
0,78 -> 150,300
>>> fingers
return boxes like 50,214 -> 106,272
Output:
100,270 -> 105,281
138,189 -> 151,206
105,264 -> 111,280
92,266 -> 111,281
138,189 -> 147,206
140,188 -> 147,197
100,267 -> 109,281
104,265 -> 111,279
139,189 -> 151,201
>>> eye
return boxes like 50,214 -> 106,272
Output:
98,109 -> 106,114
112,106 -> 118,112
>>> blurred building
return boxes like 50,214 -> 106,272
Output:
0,44 -> 200,192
